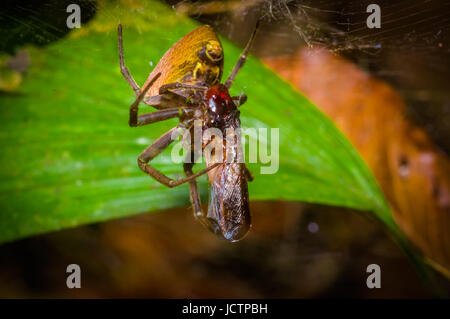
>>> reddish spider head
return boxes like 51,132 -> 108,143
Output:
204,84 -> 237,127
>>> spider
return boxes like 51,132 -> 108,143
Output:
118,22 -> 259,241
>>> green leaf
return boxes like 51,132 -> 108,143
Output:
0,0 -> 409,252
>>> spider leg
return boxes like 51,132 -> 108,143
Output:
184,150 -> 202,217
118,24 -> 140,97
143,93 -> 189,110
119,24 -> 206,112
132,107 -> 195,127
184,150 -> 222,235
129,71 -> 162,126
138,126 -> 219,188
119,24 -> 184,110
142,81 -> 207,110
141,82 -> 206,109
224,20 -> 260,89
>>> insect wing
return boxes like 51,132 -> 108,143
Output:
207,163 -> 251,241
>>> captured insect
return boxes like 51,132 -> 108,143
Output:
118,22 -> 259,241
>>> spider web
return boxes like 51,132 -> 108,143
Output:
170,0 -> 450,153
1,0 -> 449,152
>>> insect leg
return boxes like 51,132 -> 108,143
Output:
244,165 -> 254,182
133,107 -> 195,127
232,94 -> 247,107
138,127 -> 220,188
224,20 -> 260,89
159,82 -> 209,94
118,24 -> 140,97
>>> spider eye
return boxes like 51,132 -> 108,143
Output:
205,41 -> 223,62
